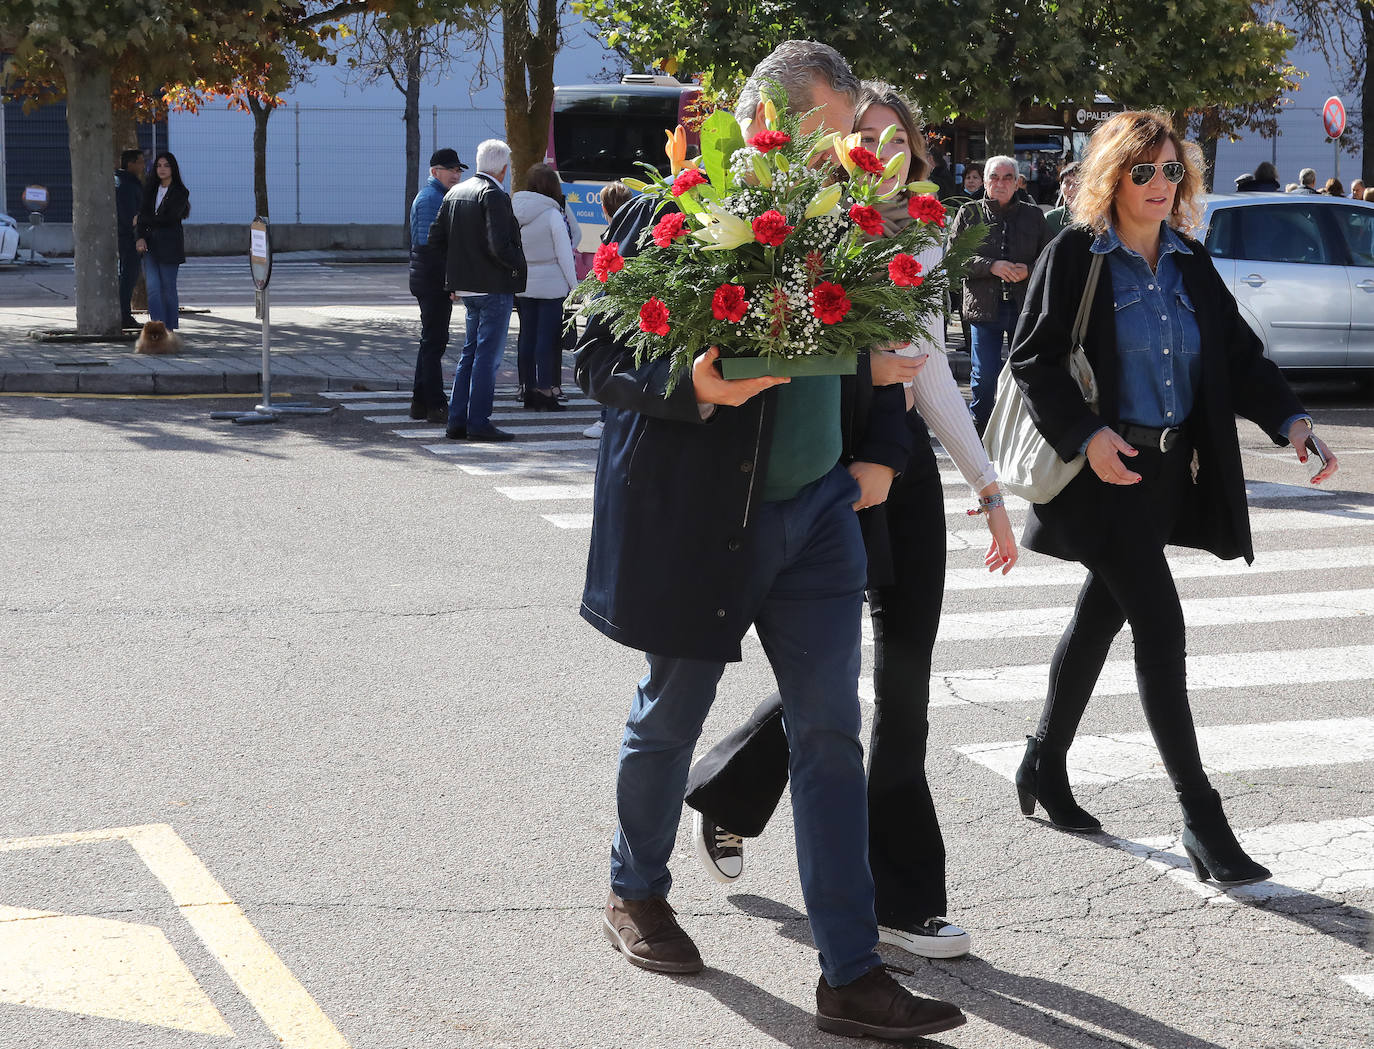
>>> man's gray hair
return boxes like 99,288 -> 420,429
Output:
985,154 -> 1018,179
733,40 -> 860,125
1299,167 -> 1317,186
476,139 -> 512,177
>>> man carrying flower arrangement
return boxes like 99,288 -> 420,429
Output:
574,39 -> 967,1042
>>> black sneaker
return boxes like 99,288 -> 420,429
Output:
816,965 -> 966,1040
692,810 -> 743,884
409,396 -> 427,420
878,918 -> 971,959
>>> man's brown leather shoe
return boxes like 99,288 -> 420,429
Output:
816,965 -> 966,1040
602,892 -> 704,974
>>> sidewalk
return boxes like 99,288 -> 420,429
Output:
0,253 -> 969,395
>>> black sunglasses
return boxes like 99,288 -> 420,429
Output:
1129,162 -> 1185,186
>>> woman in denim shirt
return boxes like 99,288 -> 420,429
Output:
1008,111 -> 1338,887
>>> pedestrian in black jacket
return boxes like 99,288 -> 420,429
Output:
428,139 -> 526,441
114,148 -> 144,328
135,151 -> 190,331
577,41 -> 965,1042
1009,111 -> 1338,887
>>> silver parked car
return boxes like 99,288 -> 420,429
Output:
1201,192 -> 1374,376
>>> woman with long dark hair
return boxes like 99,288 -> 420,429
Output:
135,151 -> 190,330
1010,111 -> 1337,886
684,82 -> 1017,959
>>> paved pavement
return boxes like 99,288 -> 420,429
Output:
0,253 -> 974,395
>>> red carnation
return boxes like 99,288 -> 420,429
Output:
849,203 -> 885,237
652,212 -> 689,248
671,168 -> 709,196
749,130 -> 792,153
907,194 -> 947,228
711,283 -> 749,323
888,253 -> 924,287
752,209 -> 794,247
638,297 -> 670,336
848,146 -> 886,175
812,281 -> 852,325
593,242 -> 624,283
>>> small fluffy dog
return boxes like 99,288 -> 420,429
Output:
135,320 -> 181,354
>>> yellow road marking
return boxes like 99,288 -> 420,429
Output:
0,824 -> 351,1048
0,906 -> 234,1036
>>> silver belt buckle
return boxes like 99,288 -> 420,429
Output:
1159,427 -> 1179,452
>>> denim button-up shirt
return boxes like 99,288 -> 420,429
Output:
1091,223 -> 1202,429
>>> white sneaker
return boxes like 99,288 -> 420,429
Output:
583,419 -> 604,439
878,919 -> 971,959
692,810 -> 743,884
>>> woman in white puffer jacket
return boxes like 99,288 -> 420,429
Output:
511,164 -> 578,410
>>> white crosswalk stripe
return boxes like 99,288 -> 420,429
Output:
1120,816 -> 1374,902
956,718 -> 1374,784
1341,974 -> 1374,998
856,644 -> 1374,708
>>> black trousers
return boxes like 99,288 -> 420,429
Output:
1035,438 -> 1210,794
685,439 -> 951,926
118,240 -> 141,320
413,291 -> 453,409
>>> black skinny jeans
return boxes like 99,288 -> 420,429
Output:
413,291 -> 453,410
1035,438 -> 1210,795
685,437 -> 951,926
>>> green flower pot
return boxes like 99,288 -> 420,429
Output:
718,354 -> 858,379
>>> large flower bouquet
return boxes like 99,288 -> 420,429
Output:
568,97 -> 984,389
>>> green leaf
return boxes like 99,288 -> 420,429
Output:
699,109 -> 745,195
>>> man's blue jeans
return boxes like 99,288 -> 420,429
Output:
449,293 -> 513,432
144,259 -> 180,330
609,464 -> 882,987
969,297 -> 1019,431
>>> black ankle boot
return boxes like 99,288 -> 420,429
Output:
1177,788 -> 1270,887
1014,736 -> 1102,832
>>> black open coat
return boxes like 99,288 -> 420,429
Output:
1009,225 -> 1304,565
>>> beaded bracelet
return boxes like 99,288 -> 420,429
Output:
966,491 -> 1005,517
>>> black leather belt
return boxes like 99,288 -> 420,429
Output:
1120,423 -> 1182,453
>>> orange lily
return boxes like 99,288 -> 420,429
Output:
665,126 -> 688,175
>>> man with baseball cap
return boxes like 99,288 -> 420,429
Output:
408,147 -> 469,422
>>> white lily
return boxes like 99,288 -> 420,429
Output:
690,204 -> 755,250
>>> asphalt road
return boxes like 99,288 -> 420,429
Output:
1,380 -> 1371,1049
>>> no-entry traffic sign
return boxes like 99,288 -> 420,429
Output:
1324,96 -> 1347,139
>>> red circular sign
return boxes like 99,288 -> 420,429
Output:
1323,96 -> 1347,139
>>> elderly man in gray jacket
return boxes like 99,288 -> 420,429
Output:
950,154 -> 1049,433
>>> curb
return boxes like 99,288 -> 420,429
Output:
0,371 -> 409,395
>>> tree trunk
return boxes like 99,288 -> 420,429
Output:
61,55 -> 121,335
402,31 -> 422,247
984,107 -> 1016,157
1363,3 -> 1374,184
502,0 -> 559,191
1198,109 -> 1220,193
249,94 -> 273,218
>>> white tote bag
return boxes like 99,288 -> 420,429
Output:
984,252 -> 1103,504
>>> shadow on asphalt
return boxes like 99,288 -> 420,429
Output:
0,390 -> 421,464
726,893 -> 1231,1049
